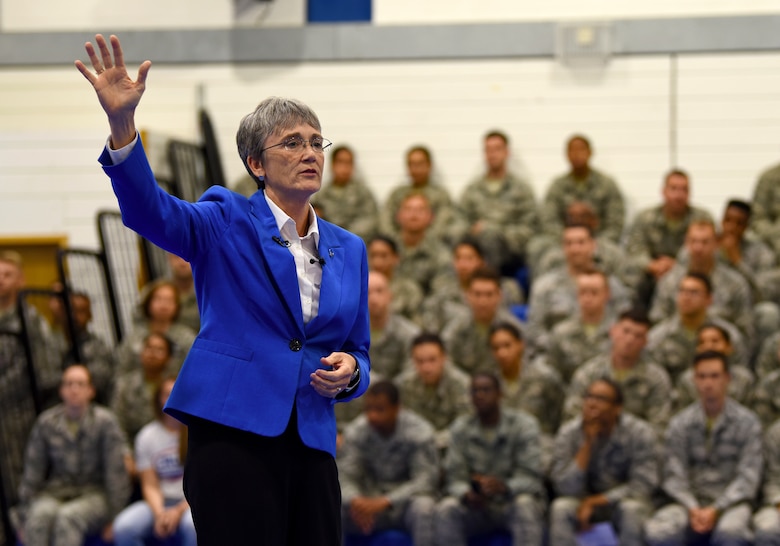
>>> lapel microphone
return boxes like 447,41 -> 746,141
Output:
272,236 -> 291,248
310,256 -> 326,266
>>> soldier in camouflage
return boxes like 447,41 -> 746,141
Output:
394,332 -> 471,450
550,378 -> 658,546
753,418 -> 780,545
564,308 -> 672,435
434,372 -> 545,546
14,365 -> 129,546
457,130 -> 539,272
339,381 -> 438,546
367,235 -> 425,325
750,160 -> 780,255
644,351 -> 762,546
311,145 -> 379,242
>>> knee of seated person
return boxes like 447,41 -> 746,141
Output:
618,498 -> 649,518
435,496 -> 462,517
550,496 -> 579,517
409,495 -> 435,515
753,506 -> 780,534
512,493 -> 541,514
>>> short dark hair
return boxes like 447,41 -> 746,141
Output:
411,331 -> 446,352
664,168 -> 689,185
406,145 -> 432,164
682,271 -> 713,295
366,380 -> 400,406
726,198 -> 752,218
489,321 -> 523,342
696,322 -> 731,344
693,350 -> 730,374
471,371 -> 501,392
617,307 -> 651,328
330,145 -> 354,162
143,332 -> 173,358
141,280 -> 181,321
484,130 -> 509,146
368,234 -> 398,255
467,266 -> 501,288
588,377 -> 624,406
454,235 -> 485,259
567,134 -> 591,151
562,222 -> 595,238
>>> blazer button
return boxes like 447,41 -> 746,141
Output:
289,338 -> 303,352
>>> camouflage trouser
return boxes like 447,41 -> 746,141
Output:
433,493 -> 543,546
644,502 -> 753,546
23,491 -> 108,546
754,506 -> 780,546
342,496 -> 435,546
549,496 -> 650,546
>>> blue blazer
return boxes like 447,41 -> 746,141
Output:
100,141 -> 370,457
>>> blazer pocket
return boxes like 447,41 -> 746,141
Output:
192,337 -> 254,361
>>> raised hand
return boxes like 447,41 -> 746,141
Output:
75,34 -> 152,148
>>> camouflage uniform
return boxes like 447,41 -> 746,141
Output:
756,330 -> 780,380
751,162 -> 780,255
753,419 -> 780,545
539,168 -> 625,243
545,314 -> 613,383
380,183 -> 457,244
649,262 -> 754,345
526,268 -> 631,355
676,365 -> 754,414
311,177 -> 379,242
15,404 -> 130,546
395,235 -> 453,297
110,370 -> 157,445
623,204 -> 713,275
339,409 -> 438,546
500,357 -> 564,438
751,369 -> 780,429
644,399 -> 762,546
434,408 -> 545,546
394,362 -> 471,449
564,354 -> 673,434
335,370 -> 384,435
457,172 -> 539,269
442,308 -> 525,376
370,313 -> 420,380
61,331 -> 116,406
534,237 -> 641,289
114,322 -> 197,375
501,357 -> 565,471
646,314 -> 748,385
423,276 -> 522,333
176,289 -> 200,334
389,275 -> 425,326
549,413 -> 659,546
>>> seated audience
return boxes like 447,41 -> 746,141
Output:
623,169 -> 712,305
442,267 -> 525,376
546,269 -> 613,383
111,332 -> 174,447
526,223 -> 631,355
311,144 -> 379,242
367,235 -> 424,324
116,279 -> 196,375
394,332 -> 470,450
111,376 -> 195,546
434,372 -> 545,546
457,130 -> 538,273
644,351 -> 762,546
549,378 -> 658,546
339,381 -> 438,545
676,323 -> 755,412
380,145 -> 456,244
753,417 -> 780,546
565,308 -> 672,435
13,364 -> 129,546
647,272 -> 747,384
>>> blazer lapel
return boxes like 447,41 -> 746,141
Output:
249,193 -> 305,330
306,222 -> 343,334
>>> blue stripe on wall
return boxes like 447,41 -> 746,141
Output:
308,0 -> 371,23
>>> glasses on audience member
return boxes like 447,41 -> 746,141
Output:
583,391 -> 617,404
261,136 -> 332,154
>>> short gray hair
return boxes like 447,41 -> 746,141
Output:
236,97 -> 322,189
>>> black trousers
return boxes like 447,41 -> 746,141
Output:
184,410 -> 341,546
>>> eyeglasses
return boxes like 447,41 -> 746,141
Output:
261,136 -> 332,154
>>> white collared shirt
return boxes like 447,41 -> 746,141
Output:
264,192 -> 322,324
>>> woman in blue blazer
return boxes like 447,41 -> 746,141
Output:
77,34 -> 370,546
